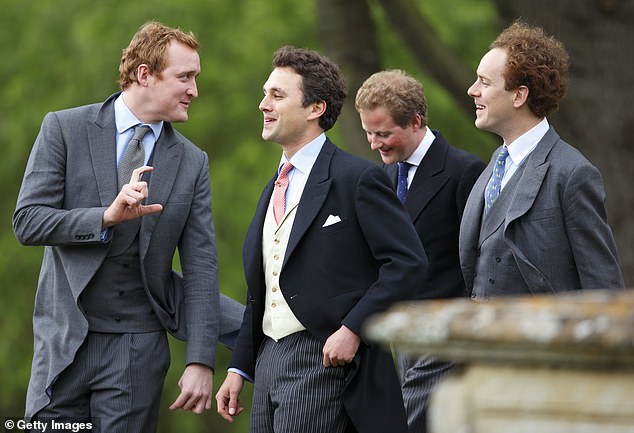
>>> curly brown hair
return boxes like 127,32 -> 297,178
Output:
272,46 -> 347,131
491,20 -> 569,118
118,21 -> 199,90
355,69 -> 427,128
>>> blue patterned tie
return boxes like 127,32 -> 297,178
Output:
397,161 -> 411,203
484,147 -> 509,214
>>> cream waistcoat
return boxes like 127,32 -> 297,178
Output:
261,179 -> 307,341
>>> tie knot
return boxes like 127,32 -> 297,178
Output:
132,124 -> 152,142
277,162 -> 294,179
497,146 -> 509,162
397,161 -> 411,176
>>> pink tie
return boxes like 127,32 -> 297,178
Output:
273,162 -> 293,224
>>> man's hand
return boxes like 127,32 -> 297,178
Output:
102,166 -> 163,228
215,372 -> 245,423
322,325 -> 361,367
169,363 -> 213,414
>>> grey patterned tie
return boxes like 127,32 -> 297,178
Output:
118,125 -> 151,191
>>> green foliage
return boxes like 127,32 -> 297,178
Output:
0,0 -> 499,431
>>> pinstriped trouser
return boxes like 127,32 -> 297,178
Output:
397,353 -> 454,433
250,331 -> 350,433
30,331 -> 170,433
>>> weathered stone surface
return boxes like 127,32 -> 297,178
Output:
366,289 -> 634,433
365,289 -> 634,369
429,365 -> 634,433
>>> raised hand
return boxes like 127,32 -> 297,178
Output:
102,165 -> 163,227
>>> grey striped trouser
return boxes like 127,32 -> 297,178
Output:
250,331 -> 350,433
31,331 -> 170,433
397,352 -> 454,433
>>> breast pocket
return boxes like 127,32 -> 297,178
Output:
320,218 -> 350,234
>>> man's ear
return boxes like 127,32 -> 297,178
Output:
410,113 -> 423,130
513,85 -> 529,108
136,64 -> 151,87
307,100 -> 327,120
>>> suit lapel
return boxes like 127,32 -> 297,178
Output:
283,139 -> 334,268
478,128 -> 557,244
404,134 -> 450,222
87,94 -> 119,207
504,128 -> 557,225
139,124 -> 184,258
460,152 -> 494,276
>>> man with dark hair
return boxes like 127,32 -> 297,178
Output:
13,21 -> 243,432
460,20 -> 624,299
356,69 -> 485,433
216,46 -> 428,433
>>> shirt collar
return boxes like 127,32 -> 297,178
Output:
505,118 -> 549,166
404,126 -> 435,167
114,93 -> 163,140
278,133 -> 326,175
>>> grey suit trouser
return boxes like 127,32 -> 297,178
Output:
31,331 -> 170,433
250,331 -> 350,433
397,353 -> 454,433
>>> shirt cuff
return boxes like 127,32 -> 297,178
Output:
228,367 -> 254,383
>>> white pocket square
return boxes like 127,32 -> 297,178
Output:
322,214 -> 342,227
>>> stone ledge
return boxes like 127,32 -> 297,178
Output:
365,289 -> 634,369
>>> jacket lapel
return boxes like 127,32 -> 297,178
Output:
478,128 -> 558,244
283,139 -> 335,268
87,93 -> 119,207
504,128 -> 558,226
404,133 -> 450,222
459,151 -> 494,286
139,124 -> 184,258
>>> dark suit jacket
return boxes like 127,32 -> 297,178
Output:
386,130 -> 485,300
230,139 -> 428,433
13,93 -> 225,417
459,126 -> 624,296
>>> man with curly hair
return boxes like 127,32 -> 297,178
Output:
460,20 -> 624,298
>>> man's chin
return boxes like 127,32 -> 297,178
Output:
379,154 -> 396,165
